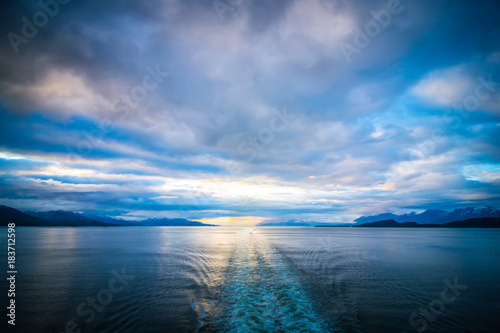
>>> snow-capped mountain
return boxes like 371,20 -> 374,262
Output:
434,207 -> 500,224
355,207 -> 500,225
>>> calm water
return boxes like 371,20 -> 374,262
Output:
1,227 -> 500,333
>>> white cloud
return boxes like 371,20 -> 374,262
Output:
411,66 -> 473,106
279,0 -> 354,51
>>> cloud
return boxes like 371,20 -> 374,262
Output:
411,64 -> 500,114
411,66 -> 473,106
3,69 -> 114,117
463,164 -> 500,185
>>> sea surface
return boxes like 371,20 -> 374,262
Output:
1,227 -> 500,333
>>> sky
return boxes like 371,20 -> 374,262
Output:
0,0 -> 499,225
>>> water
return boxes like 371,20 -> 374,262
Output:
1,227 -> 500,333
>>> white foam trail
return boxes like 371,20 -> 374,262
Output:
216,228 -> 335,332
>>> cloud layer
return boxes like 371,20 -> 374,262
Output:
0,0 -> 499,224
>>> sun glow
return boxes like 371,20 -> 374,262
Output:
196,216 -> 266,226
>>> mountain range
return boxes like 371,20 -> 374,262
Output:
353,217 -> 500,228
0,205 -> 217,227
2,205 -> 500,227
354,207 -> 500,225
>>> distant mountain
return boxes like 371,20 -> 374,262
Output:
27,210 -> 93,221
0,205 -> 217,227
38,219 -> 111,227
256,220 -> 315,227
354,210 -> 448,224
353,219 -> 422,228
354,217 -> 500,228
355,207 -> 500,225
27,210 -> 135,225
140,218 -> 218,226
434,207 -> 500,224
2,206 -> 110,226
0,205 -> 47,226
81,214 -> 136,225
